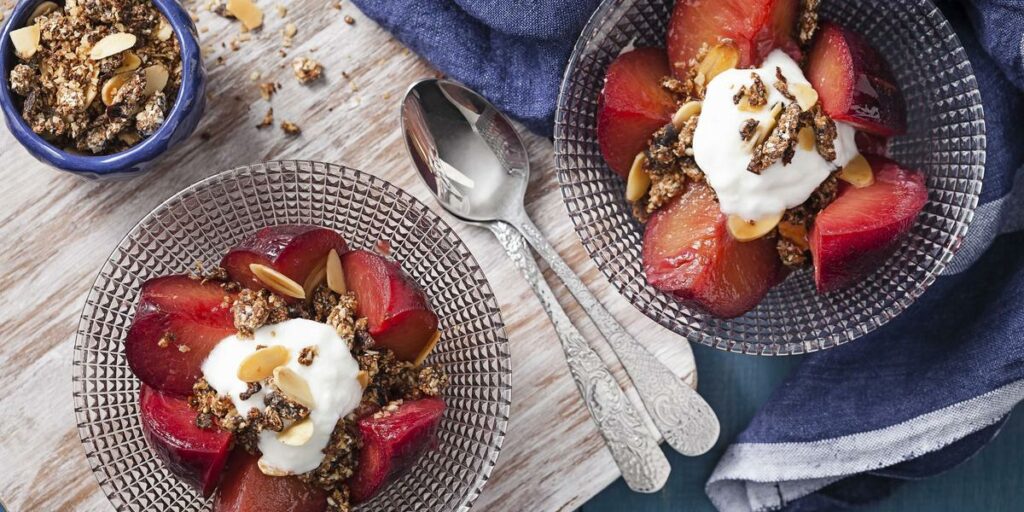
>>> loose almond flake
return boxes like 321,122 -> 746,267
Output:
778,221 -> 809,250
791,83 -> 819,111
326,249 -> 347,294
238,345 -> 290,382
274,366 -> 315,408
797,126 -> 815,151
29,1 -> 59,22
625,152 -> 650,202
749,102 -> 784,150
89,33 -> 137,60
357,370 -> 369,389
10,24 -> 41,60
101,73 -> 130,106
85,84 -> 98,107
696,42 -> 740,84
116,52 -> 142,73
250,263 -> 306,299
142,64 -> 169,96
413,330 -> 442,366
670,100 -> 702,130
302,258 -> 328,298
727,212 -> 784,242
277,418 -> 314,446
227,0 -> 264,30
838,154 -> 874,188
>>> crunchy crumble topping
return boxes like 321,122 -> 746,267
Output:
739,118 -> 759,141
810,104 -> 838,161
291,56 -> 322,84
8,0 -> 182,154
734,73 -> 768,108
748,102 -> 802,173
298,346 -> 319,366
231,288 -> 289,338
797,0 -> 821,48
773,66 -> 795,102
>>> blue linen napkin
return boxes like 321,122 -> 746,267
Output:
351,0 -> 1024,510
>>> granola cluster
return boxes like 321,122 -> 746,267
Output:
190,277 -> 447,512
7,0 -> 182,154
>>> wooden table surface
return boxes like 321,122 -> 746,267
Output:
0,2 -> 699,510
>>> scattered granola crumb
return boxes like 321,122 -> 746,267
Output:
239,381 -> 262,401
292,57 -> 323,84
249,70 -> 261,81
257,107 -> 274,129
773,67 -> 795,102
259,81 -> 278,101
748,102 -> 802,173
158,332 -> 175,349
797,0 -> 821,47
281,120 -> 301,135
811,104 -> 838,161
739,118 -> 759,141
178,344 -> 191,353
298,346 -> 319,365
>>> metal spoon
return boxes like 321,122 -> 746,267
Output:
400,79 -> 720,458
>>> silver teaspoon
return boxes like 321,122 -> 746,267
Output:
400,79 -> 720,457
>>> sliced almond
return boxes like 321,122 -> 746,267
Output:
670,100 -> 702,130
227,0 -> 264,30
413,330 -> 442,366
250,263 -> 306,299
116,51 -> 142,73
84,83 -> 98,107
302,257 -> 327,298
101,73 -> 130,106
142,64 -> 169,96
326,249 -> 347,294
89,33 -> 136,60
10,24 -> 41,60
696,42 -> 740,84
238,345 -> 290,382
749,102 -> 784,149
156,16 -> 173,41
258,458 -> 292,476
727,212 -> 784,242
29,1 -> 59,22
797,126 -> 815,151
277,418 -> 314,446
838,154 -> 874,188
791,83 -> 819,112
625,152 -> 650,202
356,370 -> 369,389
273,366 -> 315,409
777,221 -> 809,250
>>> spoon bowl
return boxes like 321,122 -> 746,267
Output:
402,79 -> 530,223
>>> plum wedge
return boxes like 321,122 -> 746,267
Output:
221,225 -> 349,297
126,276 -> 237,396
806,22 -> 907,137
597,48 -> 678,178
342,250 -> 438,361
140,385 -> 233,497
643,184 -> 784,318
666,0 -> 799,75
348,397 -> 446,503
214,451 -> 328,512
810,156 -> 927,293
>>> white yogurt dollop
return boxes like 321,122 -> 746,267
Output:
202,318 -> 363,474
692,50 -> 858,221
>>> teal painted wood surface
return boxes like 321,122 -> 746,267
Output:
582,344 -> 1023,512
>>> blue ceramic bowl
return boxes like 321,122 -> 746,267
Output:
0,0 -> 206,179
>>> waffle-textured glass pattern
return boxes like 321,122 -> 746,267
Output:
555,0 -> 985,355
73,161 -> 511,510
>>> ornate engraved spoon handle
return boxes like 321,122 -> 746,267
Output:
509,211 -> 720,456
487,220 -> 670,493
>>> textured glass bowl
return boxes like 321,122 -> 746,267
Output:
554,0 -> 986,355
73,161 -> 512,510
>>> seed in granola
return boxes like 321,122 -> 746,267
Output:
281,120 -> 301,135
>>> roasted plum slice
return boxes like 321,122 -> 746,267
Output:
221,225 -> 349,296
348,397 -> 446,503
140,385 -> 233,497
806,22 -> 907,137
810,156 -> 927,293
342,250 -> 439,361
213,451 -> 328,512
597,48 -> 678,178
125,276 -> 237,396
666,0 -> 799,76
643,184 -> 785,318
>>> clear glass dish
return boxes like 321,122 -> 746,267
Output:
554,0 -> 985,355
73,160 -> 512,510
